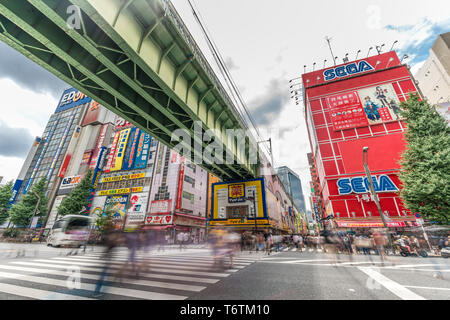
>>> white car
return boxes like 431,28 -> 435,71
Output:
441,247 -> 450,258
47,215 -> 93,248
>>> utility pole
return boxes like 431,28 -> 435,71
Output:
325,36 -> 337,66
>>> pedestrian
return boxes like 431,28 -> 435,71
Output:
177,232 -> 184,251
298,235 -> 304,252
183,232 -> 190,249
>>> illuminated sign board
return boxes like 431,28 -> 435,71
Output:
60,175 -> 82,189
228,184 -> 246,203
55,88 -> 91,113
98,186 -> 143,196
323,60 -> 374,82
101,172 -> 145,183
337,175 -> 399,195
110,128 -> 131,172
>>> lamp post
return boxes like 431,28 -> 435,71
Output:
29,190 -> 41,229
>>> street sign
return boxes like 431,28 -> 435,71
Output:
414,213 -> 422,219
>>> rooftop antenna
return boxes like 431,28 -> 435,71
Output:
325,36 -> 337,66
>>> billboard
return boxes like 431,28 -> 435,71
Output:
60,175 -> 82,190
81,101 -> 100,126
145,215 -> 173,225
104,131 -> 121,173
110,128 -> 131,172
149,199 -> 172,215
55,88 -> 91,113
126,192 -> 149,223
122,128 -> 139,171
59,126 -> 82,178
89,124 -> 109,169
211,178 -> 266,221
104,195 -> 129,222
9,179 -> 23,206
114,116 -> 134,130
85,146 -> 106,215
91,196 -> 106,218
328,83 -> 402,131
133,132 -> 151,169
175,156 -> 185,210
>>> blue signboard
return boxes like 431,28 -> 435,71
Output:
133,132 -> 151,169
122,128 -> 139,171
55,88 -> 91,113
8,179 -> 23,206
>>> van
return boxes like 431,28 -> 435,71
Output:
47,215 -> 93,248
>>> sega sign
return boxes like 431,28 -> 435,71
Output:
55,88 -> 91,113
337,175 -> 399,195
323,61 -> 374,82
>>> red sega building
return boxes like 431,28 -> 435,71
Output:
302,51 -> 419,229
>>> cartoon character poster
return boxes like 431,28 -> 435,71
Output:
357,84 -> 402,124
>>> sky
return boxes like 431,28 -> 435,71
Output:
0,0 -> 449,210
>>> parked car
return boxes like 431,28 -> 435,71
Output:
441,247 -> 450,258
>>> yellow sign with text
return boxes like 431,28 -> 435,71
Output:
209,219 -> 269,226
99,186 -> 143,196
102,172 -> 145,183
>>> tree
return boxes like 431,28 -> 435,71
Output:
0,181 -> 13,225
398,94 -> 450,225
57,170 -> 93,216
9,177 -> 49,227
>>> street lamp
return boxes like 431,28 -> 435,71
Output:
362,147 -> 387,228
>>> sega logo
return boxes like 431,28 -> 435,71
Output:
323,61 -> 374,81
337,175 -> 398,195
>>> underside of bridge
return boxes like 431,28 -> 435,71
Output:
0,0 -> 259,181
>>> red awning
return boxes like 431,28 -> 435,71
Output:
174,212 -> 206,220
142,225 -> 173,230
335,220 -> 412,228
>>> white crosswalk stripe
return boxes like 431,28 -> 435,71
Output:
0,250 -> 259,300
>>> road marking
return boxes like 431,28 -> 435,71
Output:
392,264 -> 448,268
0,271 -> 187,300
0,282 -> 94,300
0,264 -> 206,292
357,267 -> 426,300
405,286 -> 450,291
32,259 -> 231,277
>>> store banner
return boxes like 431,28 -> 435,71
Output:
85,146 -> 106,215
104,131 -> 121,173
81,101 -> 100,126
89,124 -> 109,169
8,179 -> 23,206
101,172 -> 145,183
114,116 -> 133,130
59,125 -> 81,178
60,175 -> 82,189
55,88 -> 91,114
145,215 -> 173,225
150,200 -> 172,215
110,128 -> 131,172
98,187 -> 143,196
175,157 -> 185,210
122,128 -> 139,171
90,196 -> 106,218
133,132 -> 151,169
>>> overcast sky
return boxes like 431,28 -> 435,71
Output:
0,1 -> 449,210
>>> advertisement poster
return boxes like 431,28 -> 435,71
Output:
110,128 -> 131,172
145,215 -> 173,225
127,193 -> 148,223
133,132 -> 151,169
114,116 -> 133,131
357,83 -> 402,124
122,128 -> 139,171
81,101 -> 100,126
104,131 -> 121,173
90,196 -> 106,218
175,157 -> 185,210
89,124 -> 109,169
104,195 -> 129,221
60,175 -> 82,189
55,88 -> 91,114
228,184 -> 246,203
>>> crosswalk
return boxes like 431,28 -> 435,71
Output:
0,249 -> 265,300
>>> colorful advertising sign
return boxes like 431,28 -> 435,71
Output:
59,126 -> 81,178
89,124 -> 109,169
90,196 -> 106,218
98,187 -> 143,196
55,88 -> 91,113
101,172 -> 145,183
337,175 -> 399,195
81,101 -> 100,126
228,184 -> 246,203
24,121 -> 57,194
145,215 -> 173,225
85,146 -> 106,215
60,175 -> 82,189
122,128 -> 139,171
150,200 -> 172,215
127,193 -> 148,223
114,116 -> 133,130
8,179 -> 23,206
175,157 -> 185,210
358,83 -> 402,124
104,195 -> 129,221
133,132 -> 151,169
46,112 -> 76,182
110,128 -> 131,172
104,131 -> 121,173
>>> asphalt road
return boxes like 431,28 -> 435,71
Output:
0,243 -> 448,300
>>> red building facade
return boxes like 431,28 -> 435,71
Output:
302,51 -> 418,228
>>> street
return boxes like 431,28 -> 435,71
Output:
0,243 -> 448,300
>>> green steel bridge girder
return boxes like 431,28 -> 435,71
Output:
0,0 -> 258,180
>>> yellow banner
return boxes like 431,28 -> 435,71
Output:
99,186 -> 143,196
209,219 -> 269,226
110,128 -> 131,172
102,172 -> 145,183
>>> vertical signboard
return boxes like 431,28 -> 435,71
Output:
122,128 -> 139,171
24,122 -> 57,194
46,111 -> 76,182
133,132 -> 151,169
126,192 -> 148,224
110,128 -> 131,172
59,126 -> 81,178
85,146 -> 106,215
175,156 -> 185,210
89,124 -> 109,169
81,101 -> 100,126
104,131 -> 120,173
104,195 -> 129,222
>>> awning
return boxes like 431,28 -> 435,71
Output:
335,220 -> 413,228
142,225 -> 173,230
